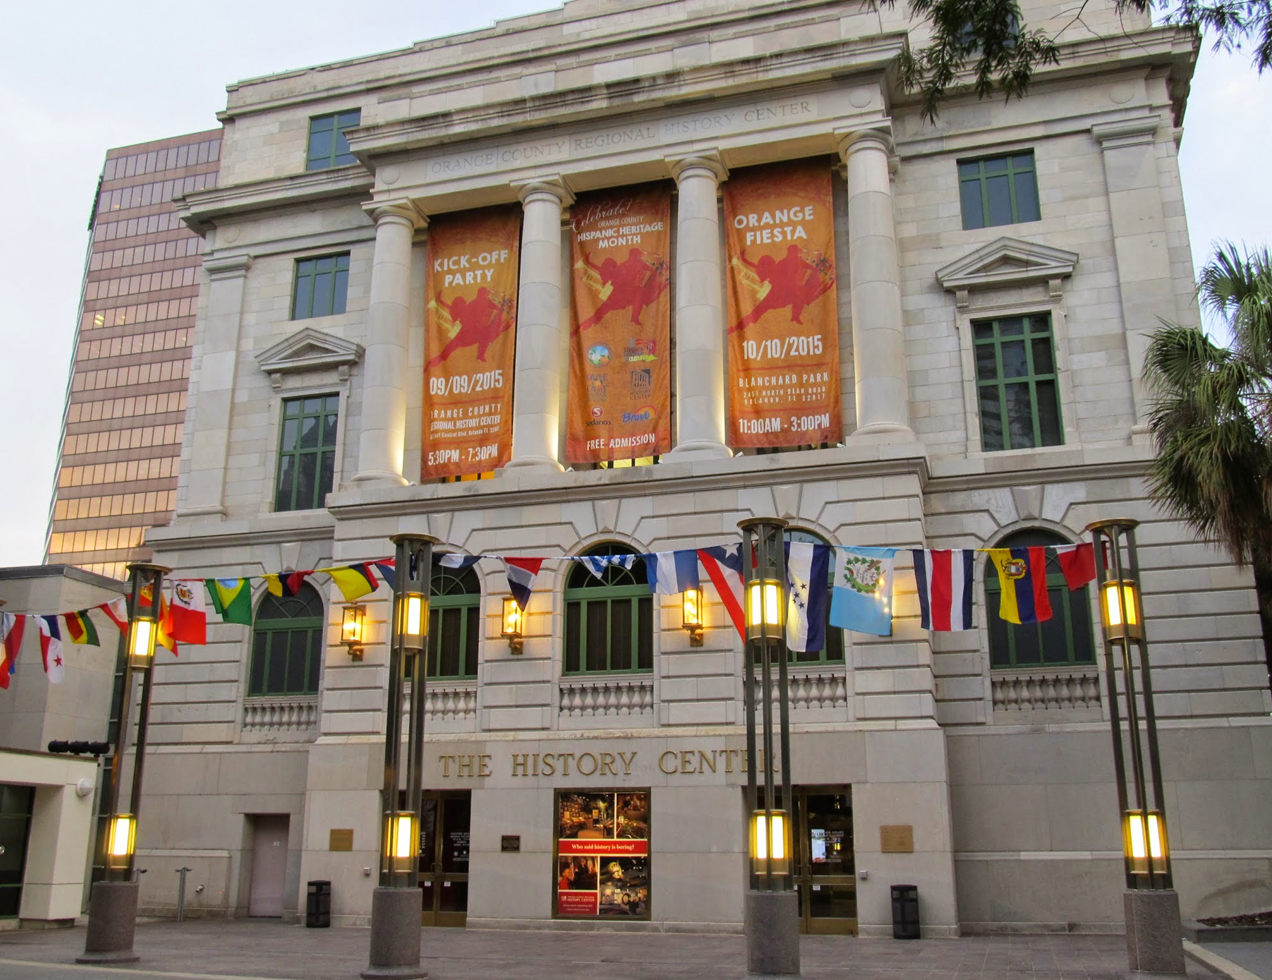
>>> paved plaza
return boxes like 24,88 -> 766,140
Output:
0,920 -> 1266,980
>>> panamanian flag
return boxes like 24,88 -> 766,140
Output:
37,615 -> 64,684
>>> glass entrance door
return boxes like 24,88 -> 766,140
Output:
419,790 -> 470,927
794,786 -> 856,935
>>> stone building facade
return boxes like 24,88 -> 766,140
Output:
136,0 -> 1271,934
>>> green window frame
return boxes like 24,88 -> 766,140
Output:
249,585 -> 324,697
305,109 -> 361,171
973,313 -> 1063,452
985,529 -> 1096,669
292,253 -> 350,320
428,562 -> 480,680
564,544 -> 652,675
783,529 -> 844,665
959,152 -> 1041,230
274,394 -> 338,512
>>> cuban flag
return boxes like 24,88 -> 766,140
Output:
503,558 -> 545,611
576,553 -> 638,580
438,553 -> 483,572
912,549 -> 975,631
38,615 -> 65,684
698,545 -> 746,640
785,541 -> 831,653
646,550 -> 701,595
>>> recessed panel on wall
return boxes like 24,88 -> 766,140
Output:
554,790 -> 650,920
421,206 -> 521,480
566,186 -> 672,465
724,159 -> 843,449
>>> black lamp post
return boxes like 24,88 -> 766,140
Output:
363,533 -> 435,980
739,518 -> 800,976
78,562 -> 169,965
1088,519 -> 1184,975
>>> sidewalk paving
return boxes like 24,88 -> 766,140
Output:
0,919 -> 1259,980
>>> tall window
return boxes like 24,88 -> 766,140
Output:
564,544 -> 652,675
275,395 -> 338,512
292,253 -> 350,319
786,528 -> 844,665
249,584 -> 324,696
428,562 -> 480,680
985,529 -> 1096,668
959,152 -> 1040,230
974,313 -> 1062,452
306,109 -> 361,170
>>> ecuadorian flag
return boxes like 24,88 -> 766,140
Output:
987,547 -> 1053,625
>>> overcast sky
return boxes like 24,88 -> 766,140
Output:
0,2 -> 1267,569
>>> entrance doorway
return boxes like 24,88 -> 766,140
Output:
248,815 -> 290,917
793,786 -> 856,935
419,790 -> 470,927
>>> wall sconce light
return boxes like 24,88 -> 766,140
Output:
341,604 -> 365,661
682,587 -> 704,646
750,808 -> 790,877
502,597 -> 524,654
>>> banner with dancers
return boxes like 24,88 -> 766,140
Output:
421,206 -> 521,480
566,185 -> 672,464
724,159 -> 843,449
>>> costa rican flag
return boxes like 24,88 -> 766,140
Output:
912,549 -> 975,631
646,550 -> 700,595
698,545 -> 746,640
503,558 -> 545,611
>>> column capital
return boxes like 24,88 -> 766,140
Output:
513,175 -> 574,207
1091,113 -> 1161,149
364,199 -> 426,228
667,150 -> 728,184
203,254 -> 253,281
835,124 -> 894,161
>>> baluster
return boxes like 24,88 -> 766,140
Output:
1041,676 -> 1057,709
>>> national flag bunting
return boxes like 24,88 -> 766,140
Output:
1054,542 -> 1097,590
0,613 -> 24,690
829,547 -> 896,637
166,580 -> 207,644
327,563 -> 381,602
206,579 -> 253,625
139,585 -> 178,654
646,550 -> 700,595
698,545 -> 746,640
576,553 -> 639,580
100,597 -> 129,633
913,549 -> 975,631
63,610 -> 100,647
438,554 -> 482,572
503,558 -> 544,611
264,571 -> 312,598
786,542 -> 831,653
987,547 -> 1052,624
373,560 -> 396,590
37,615 -> 64,683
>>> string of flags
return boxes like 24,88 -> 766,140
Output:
0,542 -> 1097,689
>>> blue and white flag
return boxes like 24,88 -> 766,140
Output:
646,550 -> 701,595
829,547 -> 896,636
576,553 -> 639,580
437,553 -> 482,571
785,542 -> 831,653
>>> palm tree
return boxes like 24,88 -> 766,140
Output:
1144,243 -> 1272,685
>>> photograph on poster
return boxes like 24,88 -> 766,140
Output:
555,789 -> 651,920
599,857 -> 649,916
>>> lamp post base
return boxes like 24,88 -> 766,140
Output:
1124,888 -> 1186,975
745,889 -> 801,977
77,880 -> 140,964
362,887 -> 426,979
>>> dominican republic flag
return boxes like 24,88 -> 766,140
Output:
503,558 -> 545,611
166,580 -> 207,645
0,613 -> 24,690
786,541 -> 831,653
1053,542 -> 1097,590
987,547 -> 1052,624
829,547 -> 896,637
576,553 -> 638,580
698,545 -> 746,640
438,554 -> 483,572
37,615 -> 64,683
912,549 -> 975,631
646,550 -> 700,595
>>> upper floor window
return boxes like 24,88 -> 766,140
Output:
985,529 -> 1095,669
275,395 -> 338,512
959,152 -> 1040,230
786,528 -> 844,665
428,562 -> 480,680
973,313 -> 1062,452
249,584 -> 324,696
564,544 -> 652,675
306,109 -> 361,171
292,254 -> 350,320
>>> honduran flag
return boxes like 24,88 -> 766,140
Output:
987,547 -> 1053,624
503,558 -> 545,611
327,563 -> 381,602
698,545 -> 746,640
0,613 -> 24,690
786,541 -> 831,653
1054,542 -> 1097,590
646,550 -> 700,595
37,615 -> 65,684
912,549 -> 976,631
576,553 -> 639,580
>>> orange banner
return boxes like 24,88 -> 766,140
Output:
421,206 -> 521,480
724,159 -> 843,449
566,186 -> 672,464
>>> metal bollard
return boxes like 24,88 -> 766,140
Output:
175,867 -> 193,921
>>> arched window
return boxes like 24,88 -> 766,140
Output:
249,584 -> 324,696
984,529 -> 1096,668
564,543 -> 652,675
428,562 -> 480,680
786,528 -> 844,665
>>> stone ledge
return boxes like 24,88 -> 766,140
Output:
1183,920 -> 1272,943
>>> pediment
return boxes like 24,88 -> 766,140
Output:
256,328 -> 364,386
935,237 -> 1078,307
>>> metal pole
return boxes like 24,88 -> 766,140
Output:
404,538 -> 433,890
175,867 -> 191,921
742,529 -> 759,893
380,541 -> 409,886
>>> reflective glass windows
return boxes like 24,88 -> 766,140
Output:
292,254 -> 350,320
306,110 -> 361,170
959,152 -> 1041,230
275,395 -> 338,512
973,314 -> 1062,452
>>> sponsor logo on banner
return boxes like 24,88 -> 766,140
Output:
587,344 -> 611,366
624,339 -> 658,362
629,368 -> 652,395
587,376 -> 607,401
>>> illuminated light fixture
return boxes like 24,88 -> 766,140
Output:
745,579 -> 784,642
341,604 -> 366,660
384,811 -> 417,865
106,814 -> 136,870
1125,810 -> 1167,875
395,592 -> 427,653
1101,579 -> 1143,641
750,809 -> 790,877
502,597 -> 524,654
128,617 -> 156,667
682,587 -> 704,646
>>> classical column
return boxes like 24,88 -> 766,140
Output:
837,127 -> 912,438
178,254 -> 252,518
506,176 -> 573,472
353,202 -> 422,486
666,153 -> 732,460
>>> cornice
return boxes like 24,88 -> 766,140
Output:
935,237 -> 1079,306
177,166 -> 375,235
148,515 -> 336,552
926,455 -> 1151,494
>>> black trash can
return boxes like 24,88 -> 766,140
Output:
306,880 -> 331,928
891,884 -> 919,939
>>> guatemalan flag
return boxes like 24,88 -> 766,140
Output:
503,558 -> 545,611
576,553 -> 639,580
785,541 -> 831,653
37,615 -> 65,684
986,547 -> 1053,624
646,550 -> 700,595
698,545 -> 746,640
912,549 -> 975,631
829,547 -> 896,636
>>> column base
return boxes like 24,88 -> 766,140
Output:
745,889 -> 801,977
351,470 -> 411,487
77,880 -> 139,964
175,505 -> 227,519
1124,888 -> 1186,976
851,422 -> 915,441
666,440 -> 733,461
503,456 -> 565,473
362,887 -> 426,980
